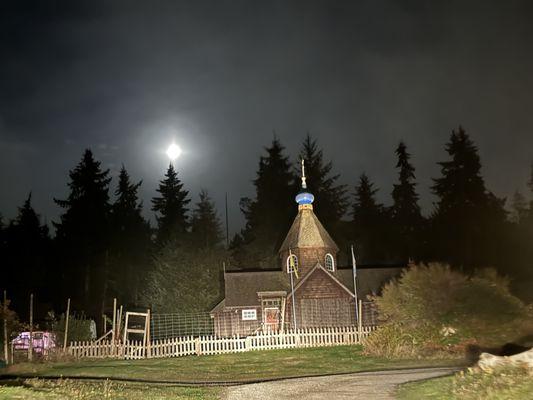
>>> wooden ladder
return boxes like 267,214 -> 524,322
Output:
123,310 -> 151,358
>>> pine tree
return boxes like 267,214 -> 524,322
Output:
236,138 -> 295,267
144,244 -> 226,313
151,163 -> 190,245
110,166 -> 152,305
510,190 -> 528,224
190,190 -> 223,248
4,193 -> 50,316
352,174 -> 385,263
431,126 -> 507,269
390,142 -> 423,260
54,149 -> 111,314
297,134 -> 348,231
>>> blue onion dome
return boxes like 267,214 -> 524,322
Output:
296,191 -> 314,205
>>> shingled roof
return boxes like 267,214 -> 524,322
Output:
279,207 -> 339,253
223,270 -> 290,307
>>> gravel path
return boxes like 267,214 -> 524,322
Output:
224,367 -> 459,400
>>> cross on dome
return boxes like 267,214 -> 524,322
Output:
295,159 -> 314,207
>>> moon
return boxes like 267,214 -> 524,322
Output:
166,143 -> 182,161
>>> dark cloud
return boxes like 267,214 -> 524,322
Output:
1,0 -> 533,231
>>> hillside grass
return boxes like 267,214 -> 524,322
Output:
397,364 -> 533,400
4,345 -> 464,382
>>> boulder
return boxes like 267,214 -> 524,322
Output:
478,348 -> 533,370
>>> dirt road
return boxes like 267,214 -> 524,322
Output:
224,367 -> 458,400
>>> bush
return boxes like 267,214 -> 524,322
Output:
50,313 -> 94,344
364,263 -> 532,359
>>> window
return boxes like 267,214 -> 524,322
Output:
241,309 -> 257,321
286,254 -> 298,273
325,253 -> 335,271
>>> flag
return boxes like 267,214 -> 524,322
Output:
351,244 -> 359,324
289,249 -> 299,279
351,245 -> 357,277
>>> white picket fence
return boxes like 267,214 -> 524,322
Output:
67,325 -> 376,360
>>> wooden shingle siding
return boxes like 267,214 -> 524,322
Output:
284,268 -> 355,328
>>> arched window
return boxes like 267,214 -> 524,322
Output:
325,253 -> 335,271
286,254 -> 298,273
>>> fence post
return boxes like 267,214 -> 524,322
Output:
63,298 -> 70,351
195,337 -> 201,355
28,294 -> 33,362
358,300 -> 363,335
3,290 -> 8,365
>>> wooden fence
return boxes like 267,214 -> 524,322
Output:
67,325 -> 376,360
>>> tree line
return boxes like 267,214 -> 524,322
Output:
1,126 -> 532,325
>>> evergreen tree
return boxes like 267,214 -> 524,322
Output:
143,244 -> 226,313
4,193 -> 50,317
390,142 -> 423,260
109,166 -> 152,305
527,162 -> 533,221
151,163 -> 190,245
510,190 -> 528,224
352,174 -> 386,263
190,190 -> 223,248
54,149 -> 111,315
297,134 -> 348,232
236,138 -> 295,267
431,126 -> 507,269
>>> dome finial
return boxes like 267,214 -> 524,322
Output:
301,158 -> 307,189
295,158 -> 314,208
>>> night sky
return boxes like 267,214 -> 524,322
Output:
1,0 -> 533,233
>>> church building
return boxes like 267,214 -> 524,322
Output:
211,162 -> 404,336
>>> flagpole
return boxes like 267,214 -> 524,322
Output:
351,245 -> 359,325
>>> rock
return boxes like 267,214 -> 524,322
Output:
478,348 -> 533,371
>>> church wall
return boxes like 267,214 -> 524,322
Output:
213,307 -> 262,337
284,269 -> 355,328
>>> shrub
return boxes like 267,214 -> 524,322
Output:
50,313 -> 94,344
364,263 -> 532,358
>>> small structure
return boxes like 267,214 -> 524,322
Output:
211,161 -> 404,336
12,331 -> 57,358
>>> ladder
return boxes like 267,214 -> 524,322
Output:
123,310 -> 151,358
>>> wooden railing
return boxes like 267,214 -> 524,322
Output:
67,325 -> 376,360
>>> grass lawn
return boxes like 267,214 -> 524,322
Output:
0,379 -> 218,400
397,365 -> 533,400
3,345 -> 464,383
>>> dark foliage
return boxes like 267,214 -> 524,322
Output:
430,127 -> 508,271
151,163 -> 190,245
53,149 -> 112,318
390,142 -> 424,261
109,166 -> 152,306
190,189 -> 224,249
297,134 -> 348,236
351,173 -> 387,263
233,138 -> 296,267
3,193 -> 50,318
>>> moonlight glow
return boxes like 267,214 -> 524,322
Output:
166,143 -> 182,160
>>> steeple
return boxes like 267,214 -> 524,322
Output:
279,159 -> 339,277
295,159 -> 315,209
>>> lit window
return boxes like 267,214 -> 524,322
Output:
242,309 -> 257,321
325,253 -> 335,271
286,254 -> 298,273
